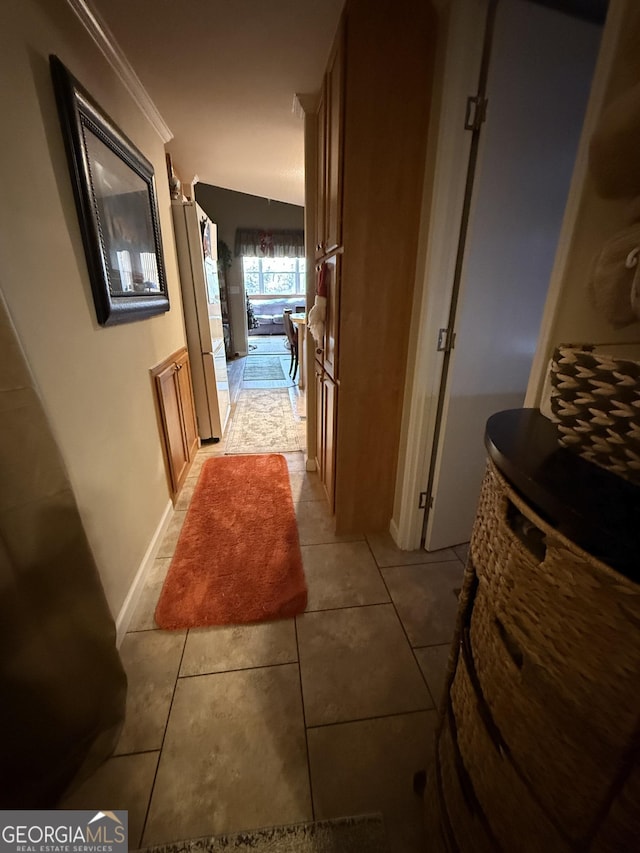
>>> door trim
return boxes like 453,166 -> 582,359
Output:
392,0 -> 620,551
391,0 -> 490,550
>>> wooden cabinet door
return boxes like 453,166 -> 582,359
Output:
152,348 -> 198,501
325,26 -> 344,256
322,253 -> 340,379
315,86 -> 327,259
314,359 -> 337,512
174,349 -> 199,463
155,362 -> 189,494
314,360 -> 325,479
322,371 -> 338,511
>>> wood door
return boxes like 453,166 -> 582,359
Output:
325,24 -> 344,256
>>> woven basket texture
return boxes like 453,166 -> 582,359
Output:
429,461 -> 640,851
450,645 -> 570,852
468,463 -> 640,838
423,755 -> 448,853
424,558 -> 480,852
437,714 -> 495,853
590,763 -> 640,852
470,582 -> 624,836
471,464 -> 640,731
549,345 -> 640,484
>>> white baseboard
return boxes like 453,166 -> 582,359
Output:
389,518 -> 401,549
305,456 -> 317,472
115,500 -> 173,646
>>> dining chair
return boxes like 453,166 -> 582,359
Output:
283,310 -> 299,382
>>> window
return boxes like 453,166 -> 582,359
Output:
115,250 -> 160,292
242,256 -> 306,297
116,250 -> 133,291
140,252 -> 159,289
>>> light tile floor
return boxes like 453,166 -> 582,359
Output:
62,351 -> 468,852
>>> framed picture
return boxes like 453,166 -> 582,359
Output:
50,55 -> 170,325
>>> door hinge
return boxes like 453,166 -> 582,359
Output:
437,328 -> 456,353
464,95 -> 487,131
419,492 -> 432,510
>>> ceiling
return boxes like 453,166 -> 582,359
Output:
90,0 -> 346,206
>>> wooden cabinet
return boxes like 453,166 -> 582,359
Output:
316,252 -> 340,379
308,0 -> 436,533
314,361 -> 324,478
151,347 -> 199,500
314,358 -> 338,510
325,28 -> 344,256
315,86 -> 327,259
315,27 -> 344,260
321,369 -> 338,508
312,24 -> 343,506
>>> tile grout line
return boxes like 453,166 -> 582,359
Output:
294,615 -> 316,822
306,705 -> 436,731
178,658 -> 299,680
302,600 -> 393,616
112,746 -> 161,759
363,537 -> 439,710
373,555 -> 462,569
138,626 -> 189,847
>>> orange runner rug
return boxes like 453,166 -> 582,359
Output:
155,454 -> 307,629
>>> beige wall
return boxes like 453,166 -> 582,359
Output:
195,183 -> 304,356
0,0 -> 187,616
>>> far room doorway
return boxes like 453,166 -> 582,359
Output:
235,253 -> 307,455
194,185 -> 307,456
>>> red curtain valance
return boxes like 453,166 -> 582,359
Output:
234,228 -> 305,258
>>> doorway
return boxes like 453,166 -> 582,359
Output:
225,255 -> 306,455
392,0 -> 606,551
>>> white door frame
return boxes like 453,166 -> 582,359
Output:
392,0 -> 623,551
391,0 -> 490,550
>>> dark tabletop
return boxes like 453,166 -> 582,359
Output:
485,408 -> 640,583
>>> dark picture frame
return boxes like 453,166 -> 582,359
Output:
50,55 -> 170,325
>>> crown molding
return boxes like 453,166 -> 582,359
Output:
293,92 -> 320,117
64,0 -> 173,143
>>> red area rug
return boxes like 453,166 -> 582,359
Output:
155,454 -> 307,629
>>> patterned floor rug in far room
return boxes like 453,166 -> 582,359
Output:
242,356 -> 286,381
225,389 -> 303,454
154,454 -> 307,630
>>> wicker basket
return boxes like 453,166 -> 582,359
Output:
466,461 -> 640,843
449,642 -> 571,852
549,343 -> 640,484
470,463 -> 640,741
470,581 -> 629,837
423,755 -> 449,853
436,708 -> 496,853
591,762 -> 640,852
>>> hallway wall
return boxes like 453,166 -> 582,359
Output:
195,184 -> 304,356
0,0 -> 187,617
